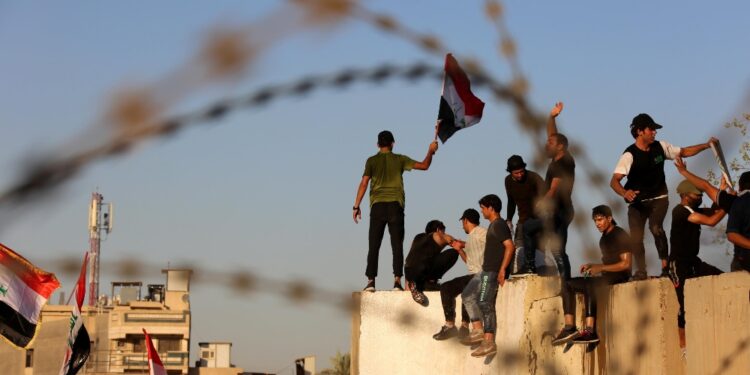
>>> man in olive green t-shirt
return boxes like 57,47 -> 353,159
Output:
354,129 -> 439,292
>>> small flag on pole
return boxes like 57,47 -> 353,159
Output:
436,53 -> 485,143
0,242 -> 60,348
144,328 -> 167,375
59,253 -> 91,375
710,140 -> 734,187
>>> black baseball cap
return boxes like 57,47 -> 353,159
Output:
459,208 -> 480,225
631,113 -> 662,130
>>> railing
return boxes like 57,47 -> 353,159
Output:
84,349 -> 189,372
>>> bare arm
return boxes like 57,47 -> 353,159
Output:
610,173 -> 639,202
674,157 -> 720,203
545,177 -> 561,200
727,232 -> 750,250
582,253 -> 632,275
688,208 -> 726,227
547,102 -> 563,137
353,176 -> 370,223
497,239 -> 516,286
679,137 -> 717,158
412,141 -> 438,170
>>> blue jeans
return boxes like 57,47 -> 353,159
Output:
477,271 -> 499,334
461,273 -> 483,322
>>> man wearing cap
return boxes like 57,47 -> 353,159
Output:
610,113 -> 716,279
354,129 -> 439,292
668,179 -> 726,351
551,205 -> 632,347
504,155 -> 545,274
520,102 -> 576,279
726,171 -> 750,272
432,209 -> 487,341
404,220 -> 461,306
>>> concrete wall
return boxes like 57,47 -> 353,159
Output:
351,276 -> 686,375
685,272 -> 750,375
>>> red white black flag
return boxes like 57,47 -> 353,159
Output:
0,242 -> 60,348
436,53 -> 485,143
144,328 -> 167,375
58,253 -> 90,375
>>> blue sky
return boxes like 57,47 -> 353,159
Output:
1,1 -> 749,373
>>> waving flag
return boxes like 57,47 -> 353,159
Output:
59,253 -> 90,375
0,242 -> 60,348
436,53 -> 485,143
144,329 -> 167,375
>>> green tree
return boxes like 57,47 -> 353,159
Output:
319,351 -> 350,375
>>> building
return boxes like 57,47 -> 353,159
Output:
189,342 -> 244,375
0,269 -> 192,375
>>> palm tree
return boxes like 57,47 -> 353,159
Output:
319,351 -> 350,375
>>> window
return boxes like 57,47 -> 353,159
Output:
158,338 -> 181,352
25,349 -> 33,368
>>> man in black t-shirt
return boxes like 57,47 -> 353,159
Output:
610,113 -> 716,279
504,155 -> 545,273
462,194 -> 514,358
667,179 -> 725,351
520,102 -> 575,279
404,220 -> 460,306
552,205 -> 632,346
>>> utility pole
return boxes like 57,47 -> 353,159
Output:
88,192 -> 113,306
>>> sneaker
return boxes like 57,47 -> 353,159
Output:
423,280 -> 441,291
471,339 -> 497,357
573,329 -> 599,344
631,270 -> 648,281
411,288 -> 428,306
457,326 -> 471,340
393,281 -> 404,291
512,266 -> 537,278
363,280 -> 375,292
551,326 -> 580,346
432,325 -> 458,340
460,330 -> 484,346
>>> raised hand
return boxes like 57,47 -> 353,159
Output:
550,102 -> 564,118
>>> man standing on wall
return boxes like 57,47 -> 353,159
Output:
353,128 -> 439,292
726,171 -> 750,272
610,113 -> 716,279
504,155 -> 545,275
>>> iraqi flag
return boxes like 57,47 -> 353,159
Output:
144,329 -> 167,375
436,53 -> 485,143
58,253 -> 90,375
0,242 -> 60,348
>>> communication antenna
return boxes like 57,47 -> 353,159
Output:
88,191 -> 114,306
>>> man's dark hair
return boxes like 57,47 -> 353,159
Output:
478,194 -> 502,213
425,220 -> 446,234
377,130 -> 395,147
551,133 -> 569,149
739,171 -> 750,191
592,204 -> 617,226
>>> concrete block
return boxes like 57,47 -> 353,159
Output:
352,276 -> 685,375
685,272 -> 750,375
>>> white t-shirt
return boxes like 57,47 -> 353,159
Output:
465,226 -> 488,274
613,140 -> 681,175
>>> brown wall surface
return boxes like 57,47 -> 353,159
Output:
685,272 -> 750,375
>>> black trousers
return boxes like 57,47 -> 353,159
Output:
561,273 -> 627,319
439,274 -> 473,322
628,198 -> 669,273
404,249 -> 458,291
668,257 -> 722,328
366,202 -> 405,278
523,209 -> 573,279
731,254 -> 750,272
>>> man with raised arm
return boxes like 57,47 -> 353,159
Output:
354,127 -> 439,292
520,102 -> 575,280
610,113 -> 716,279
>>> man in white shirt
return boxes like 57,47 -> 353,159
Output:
432,209 -> 487,341
609,113 -> 716,279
